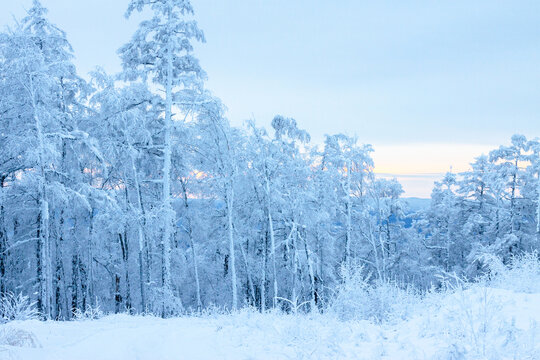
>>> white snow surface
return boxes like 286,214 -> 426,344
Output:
1,287 -> 539,360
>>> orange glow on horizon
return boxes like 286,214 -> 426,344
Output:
372,143 -> 496,198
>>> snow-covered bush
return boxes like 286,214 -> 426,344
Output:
440,286 -> 540,358
0,326 -> 40,348
329,264 -> 420,323
73,303 -> 104,321
422,268 -> 540,359
195,304 -> 233,318
481,251 -> 540,293
147,288 -> 184,317
0,293 -> 39,323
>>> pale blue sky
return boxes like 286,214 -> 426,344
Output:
1,0 -> 539,196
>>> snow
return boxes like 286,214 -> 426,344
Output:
1,287 -> 539,360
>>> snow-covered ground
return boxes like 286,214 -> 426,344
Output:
1,287 -> 539,360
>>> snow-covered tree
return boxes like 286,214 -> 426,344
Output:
0,0 -> 87,319
119,0 -> 206,316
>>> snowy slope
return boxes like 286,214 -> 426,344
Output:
1,287 -> 539,360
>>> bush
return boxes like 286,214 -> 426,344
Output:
73,303 -> 104,321
480,251 -> 540,293
0,326 -> 40,348
0,293 -> 38,323
428,266 -> 540,359
147,287 -> 184,317
329,264 -> 420,323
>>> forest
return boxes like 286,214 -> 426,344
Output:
1,0 -> 539,324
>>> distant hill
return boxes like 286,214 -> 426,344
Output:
403,197 -> 430,213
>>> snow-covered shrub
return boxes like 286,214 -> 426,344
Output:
0,293 -> 38,323
426,270 -> 540,359
147,287 -> 184,317
480,251 -> 540,293
276,295 -> 312,315
195,303 -> 233,318
0,326 -> 40,348
73,303 -> 104,321
329,264 -> 420,323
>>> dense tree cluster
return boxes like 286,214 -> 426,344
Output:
419,135 -> 540,279
0,1 -> 538,319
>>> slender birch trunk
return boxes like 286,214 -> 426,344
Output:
54,212 -> 65,319
345,160 -> 352,264
160,8 -> 174,317
260,231 -> 268,312
300,229 -> 316,310
265,177 -> 278,308
240,238 -> 256,306
129,156 -> 147,312
180,180 -> 202,310
30,78 -> 51,320
291,225 -> 299,309
0,176 -> 7,298
226,181 -> 238,309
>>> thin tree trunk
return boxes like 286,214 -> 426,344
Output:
260,230 -> 268,312
118,232 -> 131,312
79,256 -> 88,313
0,175 -> 7,298
130,155 -> 147,312
71,252 -> 79,316
31,78 -> 51,320
240,238 -> 256,306
345,160 -> 352,264
291,224 -> 299,310
137,182 -> 152,290
180,180 -> 202,311
226,183 -> 238,310
265,177 -> 278,308
36,211 -> 44,316
114,274 -> 122,314
316,226 -> 324,308
300,229 -> 316,310
54,212 -> 65,319
510,165 -> 517,235
160,5 -> 175,318
87,208 -> 95,314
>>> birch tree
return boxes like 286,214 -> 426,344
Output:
195,98 -> 240,309
119,0 -> 206,316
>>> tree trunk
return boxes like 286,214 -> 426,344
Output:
0,175 -> 7,298
265,177 -> 278,308
71,252 -> 79,317
240,238 -> 256,306
345,160 -> 352,264
114,274 -> 122,314
260,230 -> 268,312
130,155 -> 147,312
30,76 -> 52,320
226,183 -> 238,310
118,231 -> 131,312
180,180 -> 202,311
87,208 -> 96,314
160,9 -> 174,317
54,212 -> 65,319
79,255 -> 88,313
300,229 -> 317,311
